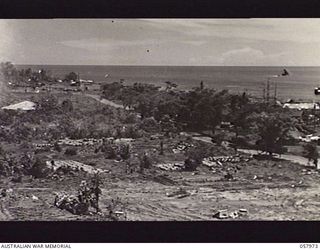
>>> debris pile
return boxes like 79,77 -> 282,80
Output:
33,143 -> 54,149
213,208 -> 248,219
155,162 -> 185,171
0,188 -> 13,198
54,178 -> 102,215
57,138 -> 107,147
172,142 -> 194,154
34,137 -> 120,149
202,155 -> 251,168
46,160 -> 107,175
166,188 -> 191,199
114,138 -> 135,144
54,192 -> 88,215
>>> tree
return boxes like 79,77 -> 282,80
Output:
303,142 -> 319,168
29,157 -> 51,178
102,82 -> 123,98
186,89 -> 228,134
228,93 -> 251,138
159,114 -> 177,136
90,173 -> 102,213
36,94 -> 59,112
65,72 -> 78,82
254,112 -> 292,156
0,62 -> 18,82
135,94 -> 155,119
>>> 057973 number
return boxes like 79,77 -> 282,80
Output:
300,244 -> 319,248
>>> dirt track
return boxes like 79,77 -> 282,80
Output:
85,94 -> 125,109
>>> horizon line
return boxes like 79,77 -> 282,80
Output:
14,64 -> 320,67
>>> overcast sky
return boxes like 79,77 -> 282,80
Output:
1,19 -> 320,66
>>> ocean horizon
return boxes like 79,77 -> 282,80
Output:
16,65 -> 320,101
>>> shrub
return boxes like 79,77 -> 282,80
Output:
101,144 -> 117,159
29,157 -> 51,178
54,142 -> 62,152
139,117 -> 160,133
122,113 -> 138,124
303,142 -> 319,167
64,147 -> 77,156
185,142 -> 216,165
139,153 -> 152,169
118,144 -> 130,160
184,158 -> 198,171
123,125 -> 142,139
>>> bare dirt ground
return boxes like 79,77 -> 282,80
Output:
1,134 -> 320,221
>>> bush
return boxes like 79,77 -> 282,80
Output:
54,142 -> 62,152
64,147 -> 77,156
303,142 -> 319,167
101,144 -> 117,159
184,158 -> 198,171
123,125 -> 143,139
185,143 -> 216,165
29,157 -> 51,178
118,144 -> 130,160
139,153 -> 152,170
139,117 -> 160,133
122,113 -> 138,124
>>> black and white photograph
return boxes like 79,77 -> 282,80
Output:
1,18 -> 320,222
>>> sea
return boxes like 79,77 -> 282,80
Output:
17,65 -> 320,101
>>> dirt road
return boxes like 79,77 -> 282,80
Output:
85,94 -> 126,109
238,149 -> 312,167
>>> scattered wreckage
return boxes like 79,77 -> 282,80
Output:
202,155 -> 251,168
172,142 -> 194,154
155,162 -> 185,171
166,188 -> 191,199
213,208 -> 248,219
46,160 -> 107,175
34,137 -> 135,149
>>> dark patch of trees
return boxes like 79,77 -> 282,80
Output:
65,72 -> 78,82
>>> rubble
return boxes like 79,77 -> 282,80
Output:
212,209 -> 229,219
1,188 -> 13,198
54,178 -> 102,215
46,160 -> 108,175
172,142 -> 194,153
54,192 -> 88,215
238,208 -> 248,215
31,194 -> 39,201
155,162 -> 185,171
114,138 -> 135,144
166,188 -> 190,199
56,137 -> 125,147
213,208 -> 249,219
33,143 -> 54,149
202,155 -> 251,168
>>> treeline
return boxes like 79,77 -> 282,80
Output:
102,82 -> 295,155
0,61 -> 81,86
0,62 -> 54,85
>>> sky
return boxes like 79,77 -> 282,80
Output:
1,19 -> 320,66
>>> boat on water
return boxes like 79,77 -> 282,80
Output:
315,87 -> 320,95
